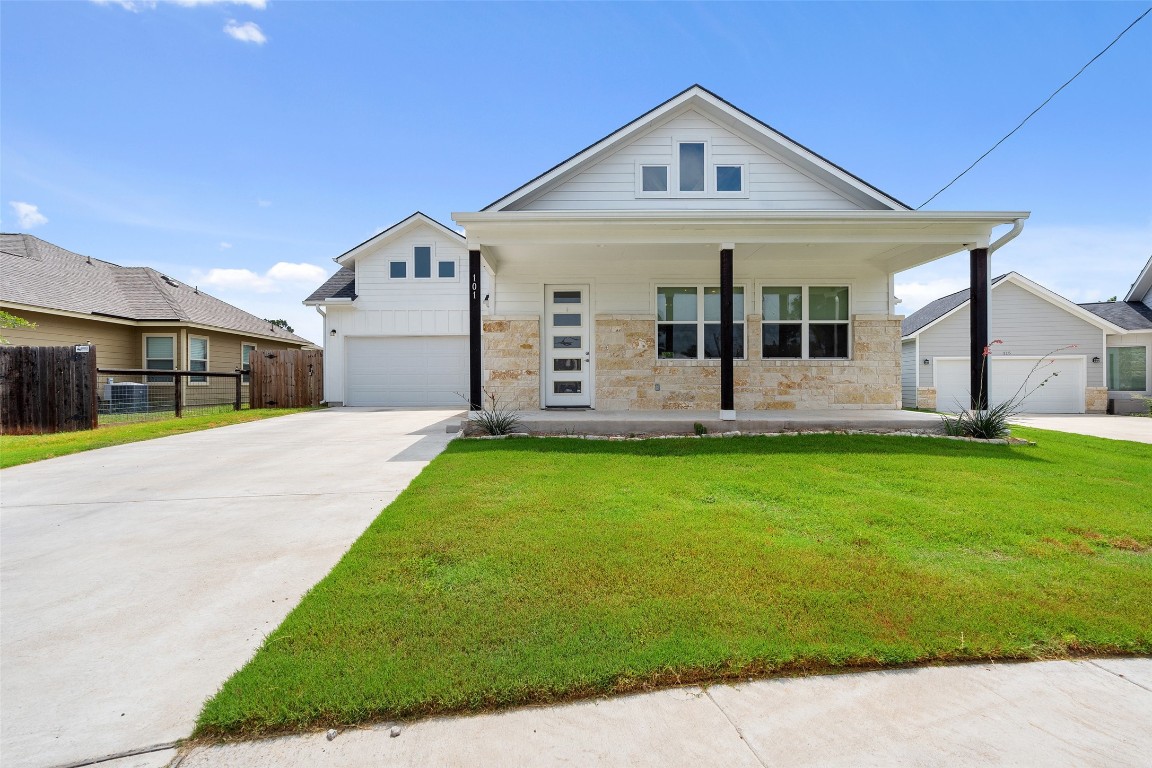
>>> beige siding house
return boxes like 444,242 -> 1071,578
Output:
1,234 -> 314,377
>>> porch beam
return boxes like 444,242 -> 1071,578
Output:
969,247 -> 990,410
469,248 -> 482,411
720,244 -> 735,420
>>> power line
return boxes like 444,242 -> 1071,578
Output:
917,7 -> 1151,210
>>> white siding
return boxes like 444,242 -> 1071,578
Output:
918,281 -> 1106,389
517,110 -> 864,212
901,340 -> 917,407
1105,330 -> 1152,399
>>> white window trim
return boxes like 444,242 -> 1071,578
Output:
388,260 -> 408,280
673,138 -> 710,198
413,243 -> 435,279
758,283 -> 854,360
1106,344 -> 1149,392
654,283 -> 748,361
635,161 -> 670,198
388,242 -> 460,282
142,333 -> 177,385
241,342 -> 257,386
188,335 -> 209,385
713,162 -> 748,197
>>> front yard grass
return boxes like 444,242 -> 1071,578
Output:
0,408 -> 315,468
198,429 -> 1152,738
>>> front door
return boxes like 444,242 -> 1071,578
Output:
544,284 -> 591,407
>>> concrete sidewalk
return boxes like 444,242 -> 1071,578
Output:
1010,414 -> 1152,444
0,408 -> 462,768
177,658 -> 1151,767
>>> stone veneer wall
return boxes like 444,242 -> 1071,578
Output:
916,388 -> 937,411
594,313 -> 903,411
1084,387 -> 1108,414
482,316 -> 540,409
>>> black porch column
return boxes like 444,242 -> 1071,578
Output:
468,248 -> 482,411
969,247 -> 990,410
720,244 -> 735,418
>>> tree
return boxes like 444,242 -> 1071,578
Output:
264,318 -> 294,333
0,310 -> 36,344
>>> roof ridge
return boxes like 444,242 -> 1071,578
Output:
142,267 -> 191,321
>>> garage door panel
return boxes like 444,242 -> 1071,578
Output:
345,336 -> 468,407
936,358 -> 1084,414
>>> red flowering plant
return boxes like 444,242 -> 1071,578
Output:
941,341 -> 1077,439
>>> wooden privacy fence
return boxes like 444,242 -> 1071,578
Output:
0,345 -> 98,435
249,348 -> 323,408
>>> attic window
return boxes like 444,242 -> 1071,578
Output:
716,165 -> 743,193
641,165 -> 668,193
678,142 -> 705,192
414,246 -> 432,279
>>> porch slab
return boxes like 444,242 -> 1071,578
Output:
496,409 -> 944,437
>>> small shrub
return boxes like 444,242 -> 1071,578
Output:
466,389 -> 523,436
694,422 -> 708,436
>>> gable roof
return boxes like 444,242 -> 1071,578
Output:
901,272 -> 1126,338
304,267 -> 356,304
1080,300 -> 1152,331
1124,254 -> 1152,302
483,85 -> 911,213
0,233 -> 313,344
334,212 -> 463,267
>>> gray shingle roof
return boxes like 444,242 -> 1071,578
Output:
1079,301 -> 1152,331
0,233 -> 312,344
304,267 -> 355,302
901,274 -> 1008,337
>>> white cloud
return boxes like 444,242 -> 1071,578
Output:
9,201 -> 49,229
896,223 -> 1152,315
256,199 -> 272,208
198,262 -> 328,294
224,19 -> 266,44
219,241 -> 233,249
93,0 -> 266,10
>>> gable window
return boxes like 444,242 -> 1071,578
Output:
389,261 -> 407,279
679,142 -> 705,192
762,286 -> 850,359
656,285 -> 745,360
144,334 -> 176,383
716,165 -> 743,193
438,260 -> 456,278
188,336 -> 209,384
414,246 -> 432,279
1107,347 -> 1147,391
641,165 -> 669,193
241,343 -> 257,385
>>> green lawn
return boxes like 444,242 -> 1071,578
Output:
0,408 -> 315,468
197,429 -> 1152,738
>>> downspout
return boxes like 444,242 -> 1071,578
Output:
987,218 -> 1025,255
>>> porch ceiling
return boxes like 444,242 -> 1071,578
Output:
454,210 -> 1028,274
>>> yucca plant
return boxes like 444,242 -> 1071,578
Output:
467,388 -> 523,436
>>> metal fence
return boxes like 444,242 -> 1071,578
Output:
96,369 -> 246,425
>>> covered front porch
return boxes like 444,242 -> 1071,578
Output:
455,210 -> 1028,419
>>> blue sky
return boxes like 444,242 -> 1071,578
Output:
3,1 -> 1149,343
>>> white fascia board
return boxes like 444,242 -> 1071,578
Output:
335,212 -> 464,267
483,86 -> 911,213
1124,255 -> 1152,302
302,298 -> 353,306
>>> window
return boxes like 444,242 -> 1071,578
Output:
716,165 -> 743,193
679,142 -> 705,192
641,165 -> 668,193
389,261 -> 407,278
144,335 -> 175,383
189,336 -> 208,384
762,286 -> 850,359
241,343 -> 257,385
1108,347 -> 1147,391
414,246 -> 431,279
657,286 -> 745,360
438,260 -> 455,278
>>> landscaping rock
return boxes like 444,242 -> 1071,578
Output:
326,729 -> 337,741
390,726 -> 401,738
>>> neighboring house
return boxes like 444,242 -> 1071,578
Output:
1080,255 -> 1152,414
901,273 -> 1125,414
306,85 -> 1025,415
1,234 -> 315,382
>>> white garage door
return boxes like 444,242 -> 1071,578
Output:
935,357 -> 1085,414
345,336 -> 468,407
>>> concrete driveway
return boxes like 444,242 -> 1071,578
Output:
1010,414 -> 1152,444
0,408 -> 462,768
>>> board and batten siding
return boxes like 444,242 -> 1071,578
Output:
516,110 -> 865,212
917,281 -> 1105,389
901,340 -> 917,407
323,225 -> 478,404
